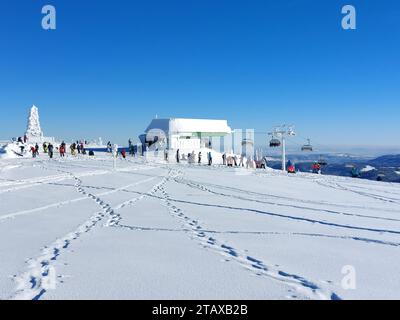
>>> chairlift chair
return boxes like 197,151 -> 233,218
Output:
269,138 -> 281,148
318,156 -> 328,166
301,139 -> 313,152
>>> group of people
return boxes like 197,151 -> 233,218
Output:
175,149 -> 213,166
26,140 -> 89,159
69,141 -> 86,156
29,142 -> 55,159
222,153 -> 260,169
172,149 -> 263,169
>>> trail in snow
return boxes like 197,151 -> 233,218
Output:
10,162 -> 169,300
156,169 -> 340,300
176,177 -> 400,223
3,157 -> 400,300
315,179 -> 400,205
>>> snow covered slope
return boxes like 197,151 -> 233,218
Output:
1,155 -> 400,300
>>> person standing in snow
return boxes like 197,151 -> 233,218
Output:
234,155 -> 238,167
34,144 -> 39,156
48,144 -> 54,159
262,156 -> 268,169
59,145 -> 65,157
121,149 -> 127,159
198,152 -> 202,164
239,154 -> 244,167
30,146 -> 36,158
176,149 -> 180,163
207,152 -> 212,166
222,153 -> 227,165
70,143 -> 77,156
312,162 -> 321,174
191,151 -> 196,164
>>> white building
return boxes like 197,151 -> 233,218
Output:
141,118 -> 232,151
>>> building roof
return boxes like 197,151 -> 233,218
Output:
145,118 -> 232,136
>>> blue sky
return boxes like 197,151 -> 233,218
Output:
0,0 -> 399,151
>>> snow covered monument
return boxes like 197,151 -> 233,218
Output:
25,105 -> 55,143
25,105 -> 43,142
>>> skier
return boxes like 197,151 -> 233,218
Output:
198,152 -> 202,164
107,141 -> 112,153
48,144 -> 54,159
164,149 -> 169,162
121,149 -> 127,159
176,149 -> 180,163
23,135 -> 28,143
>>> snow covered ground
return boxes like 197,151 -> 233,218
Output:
1,154 -> 400,300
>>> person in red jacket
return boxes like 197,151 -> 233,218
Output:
30,146 -> 36,158
121,149 -> 126,159
59,145 -> 65,157
312,162 -> 321,174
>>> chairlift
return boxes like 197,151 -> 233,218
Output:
318,156 -> 328,166
269,138 -> 281,148
301,139 -> 313,152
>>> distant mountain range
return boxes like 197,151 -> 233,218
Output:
267,153 -> 400,183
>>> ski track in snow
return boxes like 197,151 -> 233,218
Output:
4,159 -> 400,300
160,177 -> 400,236
10,162 -> 169,300
176,177 -> 400,223
156,169 -> 340,300
114,224 -> 400,248
0,176 -> 159,223
181,175 -> 400,214
315,179 -> 400,205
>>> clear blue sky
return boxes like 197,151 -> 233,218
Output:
0,0 -> 399,150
